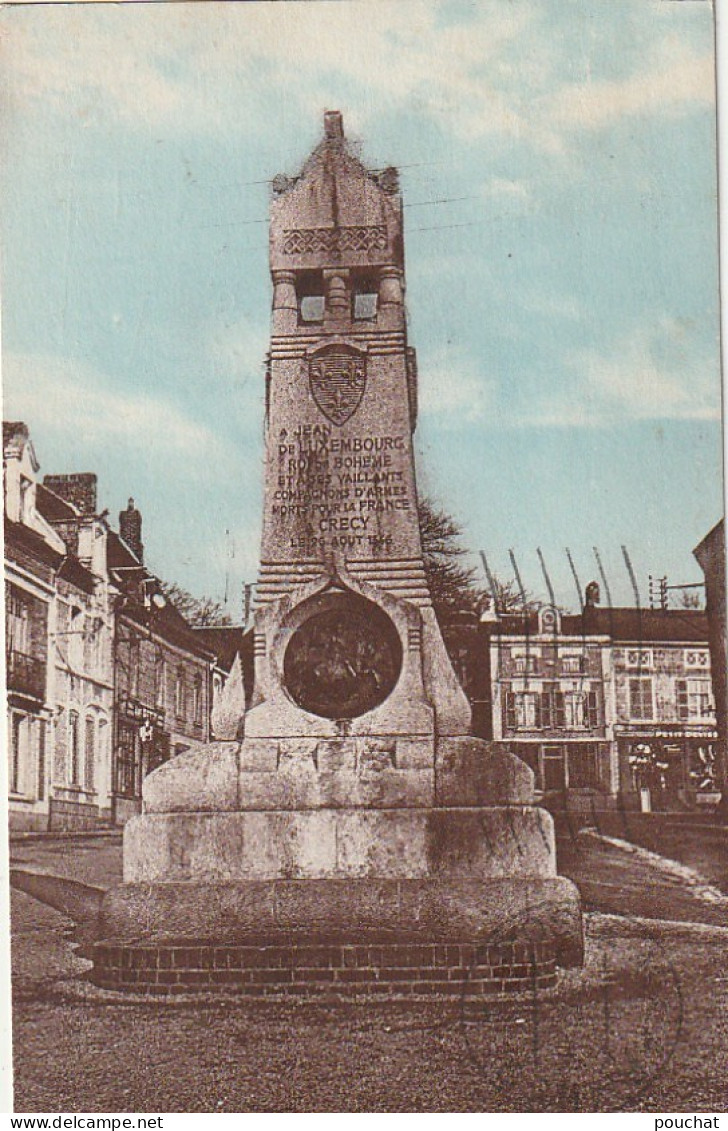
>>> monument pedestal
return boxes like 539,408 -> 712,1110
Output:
92,735 -> 583,994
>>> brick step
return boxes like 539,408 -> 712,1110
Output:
91,938 -> 557,997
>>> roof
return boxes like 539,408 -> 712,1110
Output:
494,606 -> 709,644
107,530 -> 216,660
119,600 -> 216,661
57,554 -> 96,596
107,528 -> 143,571
3,421 -> 28,448
4,516 -> 64,569
193,625 -> 249,671
3,421 -> 38,471
694,518 -> 725,568
36,482 -> 80,522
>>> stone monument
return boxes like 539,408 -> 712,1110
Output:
93,113 -> 582,995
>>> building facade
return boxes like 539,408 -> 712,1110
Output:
484,601 -> 718,812
608,612 -> 718,810
5,423 -> 218,831
4,424 -> 63,831
37,475 -> 116,829
489,605 -> 613,806
112,586 -> 215,824
694,519 -> 727,809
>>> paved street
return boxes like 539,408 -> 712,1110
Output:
7,830 -> 728,1112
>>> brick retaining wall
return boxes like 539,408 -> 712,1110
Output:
91,939 -> 557,996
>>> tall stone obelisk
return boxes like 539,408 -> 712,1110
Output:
94,114 -> 582,993
244,108 -> 469,773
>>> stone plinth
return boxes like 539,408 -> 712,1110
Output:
122,806 -> 555,883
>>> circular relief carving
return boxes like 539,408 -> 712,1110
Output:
283,595 -> 403,720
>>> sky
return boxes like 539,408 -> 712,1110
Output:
1,0 -> 723,617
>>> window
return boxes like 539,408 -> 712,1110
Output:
297,273 -> 326,325
559,691 -> 600,729
115,721 -> 138,798
516,692 -> 540,729
54,708 -> 66,782
586,690 -> 600,728
300,295 -> 325,323
564,693 -> 585,729
175,666 -> 186,718
129,639 -> 140,698
37,720 -> 46,801
193,674 -> 203,726
9,714 -> 22,793
155,658 -> 167,709
676,679 -> 714,721
353,290 -> 378,321
6,589 -> 30,655
69,710 -> 80,784
629,678 -> 653,720
513,654 -> 538,675
541,687 -> 566,729
98,720 -> 108,794
84,716 -> 95,791
561,654 -> 585,674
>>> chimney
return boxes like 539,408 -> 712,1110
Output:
324,110 -> 344,140
119,497 -> 144,563
43,473 -> 97,516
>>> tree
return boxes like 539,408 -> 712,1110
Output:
160,581 -> 233,627
676,588 -> 704,610
417,496 -> 533,625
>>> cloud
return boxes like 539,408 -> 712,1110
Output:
3,0 -> 713,155
208,315 -> 268,391
3,352 -> 220,459
419,347 -> 495,426
546,48 -> 714,135
481,178 -> 532,202
516,320 -> 721,428
574,323 -> 721,422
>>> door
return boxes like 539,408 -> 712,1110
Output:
542,744 -> 566,792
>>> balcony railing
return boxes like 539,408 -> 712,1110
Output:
7,648 -> 46,700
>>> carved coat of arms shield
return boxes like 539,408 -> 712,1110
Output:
309,344 -> 367,426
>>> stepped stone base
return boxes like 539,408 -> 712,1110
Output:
93,736 -> 584,994
96,875 -> 583,972
91,936 -> 558,997
122,806 -> 556,884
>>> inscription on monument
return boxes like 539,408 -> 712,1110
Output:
273,422 -> 412,556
